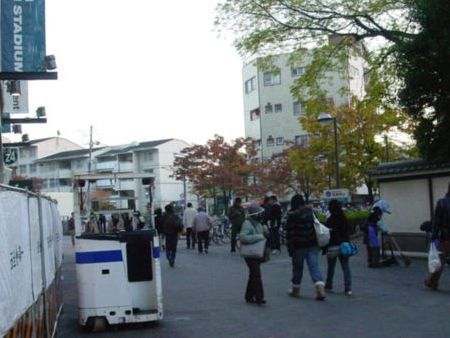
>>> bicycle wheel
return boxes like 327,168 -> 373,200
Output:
211,230 -> 220,244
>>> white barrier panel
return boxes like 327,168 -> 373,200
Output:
0,191 -> 34,335
29,197 -> 43,299
42,200 -> 56,287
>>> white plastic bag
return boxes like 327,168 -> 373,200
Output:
313,214 -> 330,248
428,242 -> 442,274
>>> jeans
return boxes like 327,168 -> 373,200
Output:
186,228 -> 196,249
244,258 -> 264,302
291,247 -> 323,286
197,231 -> 209,253
326,254 -> 352,291
165,235 -> 178,263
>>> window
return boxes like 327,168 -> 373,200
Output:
274,103 -> 282,113
144,169 -> 154,174
245,77 -> 256,94
118,154 -> 133,163
267,136 -> 274,147
265,103 -> 273,114
59,179 -> 72,187
276,137 -> 284,146
29,164 -> 37,174
143,152 -> 153,162
295,135 -> 309,148
250,108 -> 260,121
263,72 -> 281,86
19,165 -> 27,175
293,101 -> 306,116
59,161 -> 71,170
255,140 -> 261,150
291,67 -> 306,77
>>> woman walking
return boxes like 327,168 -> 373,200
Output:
240,203 -> 269,305
324,199 -> 352,295
285,194 -> 326,300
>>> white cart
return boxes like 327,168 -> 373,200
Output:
75,230 -> 163,331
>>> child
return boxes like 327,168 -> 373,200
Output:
363,207 -> 383,268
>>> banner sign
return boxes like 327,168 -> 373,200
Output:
2,81 -> 29,113
0,0 -> 46,72
322,188 -> 351,203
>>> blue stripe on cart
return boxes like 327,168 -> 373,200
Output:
76,250 -> 123,264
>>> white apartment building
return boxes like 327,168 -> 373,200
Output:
10,138 -> 192,216
242,43 -> 366,160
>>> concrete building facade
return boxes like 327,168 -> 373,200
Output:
242,47 -> 366,160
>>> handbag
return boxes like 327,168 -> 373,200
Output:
428,242 -> 442,274
340,242 -> 358,257
313,214 -> 330,247
240,238 -> 267,259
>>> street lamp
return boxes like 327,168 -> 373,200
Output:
317,112 -> 340,189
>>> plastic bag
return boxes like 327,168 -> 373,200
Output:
428,242 -> 442,274
313,214 -> 330,248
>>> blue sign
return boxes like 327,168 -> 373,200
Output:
1,0 -> 46,72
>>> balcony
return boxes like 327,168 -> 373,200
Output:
95,179 -> 115,188
114,161 -> 134,173
96,161 -> 116,171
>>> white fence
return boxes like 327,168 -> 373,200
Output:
0,185 -> 63,337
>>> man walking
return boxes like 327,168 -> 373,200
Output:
193,207 -> 212,254
163,204 -> 183,267
228,197 -> 246,252
425,183 -> 450,290
183,203 -> 197,249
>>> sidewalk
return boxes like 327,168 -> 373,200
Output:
59,236 -> 450,338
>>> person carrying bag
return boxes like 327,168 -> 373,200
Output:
240,203 -> 269,305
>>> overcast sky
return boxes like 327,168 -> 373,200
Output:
17,0 -> 244,148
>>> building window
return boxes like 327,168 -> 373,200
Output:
293,101 -> 306,116
143,152 -> 153,162
274,103 -> 282,113
59,179 -> 72,187
255,140 -> 261,150
267,136 -> 274,147
29,164 -> 37,174
291,67 -> 306,77
250,108 -> 260,121
263,72 -> 281,86
276,137 -> 284,146
118,154 -> 133,163
59,161 -> 71,170
295,135 -> 309,148
19,165 -> 27,175
245,77 -> 256,94
144,169 -> 154,174
265,103 -> 273,114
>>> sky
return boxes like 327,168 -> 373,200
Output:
17,0 -> 245,148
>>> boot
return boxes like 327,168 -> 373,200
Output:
315,282 -> 326,301
288,285 -> 300,298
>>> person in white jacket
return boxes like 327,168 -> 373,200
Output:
183,203 -> 198,249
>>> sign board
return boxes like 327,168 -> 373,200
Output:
1,0 -> 46,72
2,81 -> 29,114
322,189 -> 351,203
3,148 -> 18,165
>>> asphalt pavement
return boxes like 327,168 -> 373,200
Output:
58,236 -> 450,338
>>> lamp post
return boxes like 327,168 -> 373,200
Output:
317,112 -> 340,189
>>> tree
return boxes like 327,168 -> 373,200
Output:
216,0 -> 450,161
173,135 -> 255,213
395,0 -> 450,161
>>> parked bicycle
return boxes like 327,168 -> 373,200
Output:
211,215 -> 231,244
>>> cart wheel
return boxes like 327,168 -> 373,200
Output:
85,316 -> 107,332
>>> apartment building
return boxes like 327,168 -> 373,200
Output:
242,43 -> 366,160
10,137 -> 192,215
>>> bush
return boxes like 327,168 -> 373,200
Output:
316,210 -> 369,235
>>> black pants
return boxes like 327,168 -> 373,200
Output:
166,235 -> 178,263
366,246 -> 381,267
231,224 -> 241,251
244,258 -> 264,302
269,226 -> 281,251
186,228 -> 196,249
197,231 -> 209,253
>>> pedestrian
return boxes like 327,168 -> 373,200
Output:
324,200 -> 352,295
98,213 -> 106,233
285,194 -> 326,301
268,195 -> 282,254
183,203 -> 197,249
154,208 -> 165,251
228,197 -> 246,252
425,182 -> 450,290
122,213 -> 133,232
68,212 -> 75,247
363,208 -> 383,268
240,203 -> 269,305
193,207 -> 212,254
163,204 -> 183,267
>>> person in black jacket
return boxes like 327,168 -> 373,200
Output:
268,195 -> 282,253
324,199 -> 352,295
285,194 -> 325,300
425,182 -> 450,290
163,204 -> 183,267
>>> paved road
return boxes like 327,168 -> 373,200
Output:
58,236 -> 450,338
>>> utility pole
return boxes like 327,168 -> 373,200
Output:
86,126 -> 93,215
